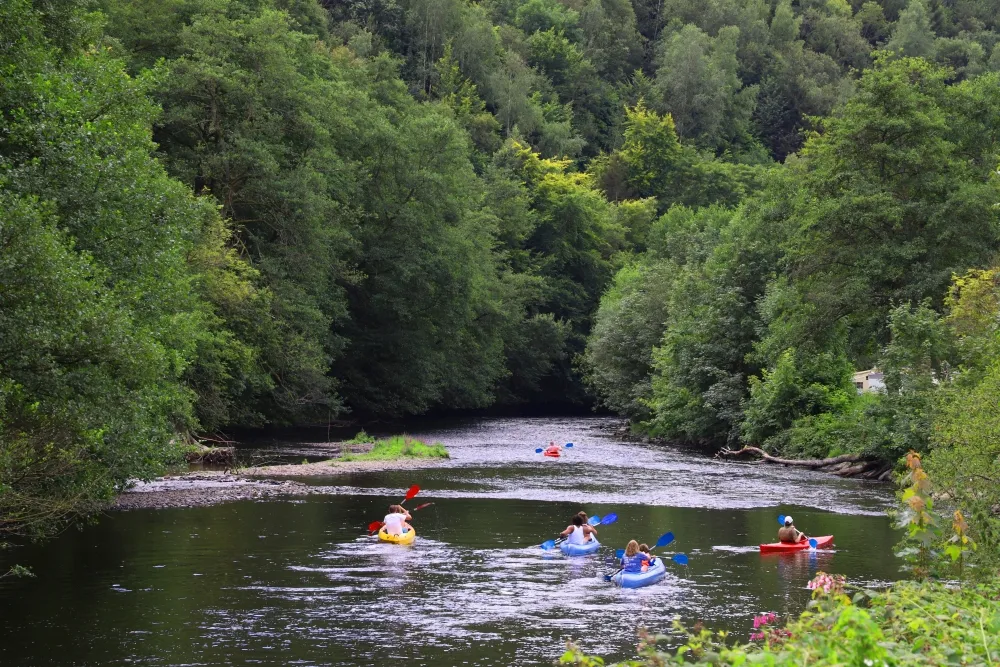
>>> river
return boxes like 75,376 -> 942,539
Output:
0,416 -> 900,666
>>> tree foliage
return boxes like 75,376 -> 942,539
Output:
11,0 -> 1000,541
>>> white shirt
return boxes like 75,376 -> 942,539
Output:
568,525 -> 586,545
383,513 -> 406,535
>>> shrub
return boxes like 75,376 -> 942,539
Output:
339,436 -> 449,461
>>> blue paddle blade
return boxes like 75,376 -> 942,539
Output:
540,540 -> 556,550
808,538 -> 817,549
778,514 -> 785,525
601,512 -> 618,525
565,442 -> 574,447
655,532 -> 675,548
535,448 -> 543,453
672,554 -> 689,566
615,549 -> 625,559
588,515 -> 601,526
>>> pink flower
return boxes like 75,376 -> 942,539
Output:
807,572 -> 845,595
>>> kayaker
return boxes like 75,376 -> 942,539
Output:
383,504 -> 412,536
560,514 -> 597,545
620,540 -> 652,573
778,516 -> 807,544
544,441 -> 563,455
638,543 -> 651,572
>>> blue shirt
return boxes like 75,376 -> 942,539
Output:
621,553 -> 651,573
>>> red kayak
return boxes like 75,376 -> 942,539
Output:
543,448 -> 561,458
759,535 -> 834,554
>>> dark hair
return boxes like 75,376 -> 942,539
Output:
571,515 -> 583,527
576,511 -> 588,523
638,543 -> 649,552
388,504 -> 405,514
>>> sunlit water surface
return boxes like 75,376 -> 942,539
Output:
0,417 -> 900,666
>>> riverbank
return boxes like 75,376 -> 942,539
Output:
562,576 -> 1000,666
614,425 -> 895,481
112,474 -> 318,509
113,439 -> 451,510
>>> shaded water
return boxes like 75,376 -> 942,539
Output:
0,417 -> 900,666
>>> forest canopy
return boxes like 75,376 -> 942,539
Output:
6,0 -> 1000,538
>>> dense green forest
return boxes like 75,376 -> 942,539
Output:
5,0 -> 1000,542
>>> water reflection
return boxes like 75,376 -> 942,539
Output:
0,417 -> 901,667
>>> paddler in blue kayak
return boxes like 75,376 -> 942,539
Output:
620,540 -> 652,572
638,543 -> 652,571
778,516 -> 807,543
559,514 -> 597,545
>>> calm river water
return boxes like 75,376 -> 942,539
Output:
0,417 -> 900,666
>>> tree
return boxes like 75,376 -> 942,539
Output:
600,102 -> 765,212
524,28 -> 616,152
577,0 -> 642,81
885,0 -> 936,58
492,140 -> 627,403
514,0 -> 580,40
432,43 -> 502,156
800,0 -> 871,70
1,0 -> 256,537
743,57 -> 1000,454
585,204 -> 730,420
645,183 -> 794,444
652,24 -> 758,153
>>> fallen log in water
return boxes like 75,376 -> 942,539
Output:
717,446 -> 893,480
718,445 -> 864,468
184,445 -> 236,466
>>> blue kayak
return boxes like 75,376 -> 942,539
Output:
560,538 -> 600,556
611,557 -> 666,588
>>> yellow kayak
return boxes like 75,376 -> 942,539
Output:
378,526 -> 416,545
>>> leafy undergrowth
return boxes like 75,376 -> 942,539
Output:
561,577 -> 1000,666
338,435 -> 449,461
562,452 -> 1000,666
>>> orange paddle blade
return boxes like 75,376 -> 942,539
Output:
367,521 -> 383,534
402,485 -> 420,503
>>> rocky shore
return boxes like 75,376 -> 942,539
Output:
113,454 -> 451,510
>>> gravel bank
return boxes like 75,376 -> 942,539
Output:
113,456 -> 449,509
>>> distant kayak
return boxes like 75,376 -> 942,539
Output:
759,535 -> 834,553
378,526 -> 416,545
543,448 -> 560,458
560,538 -> 600,556
610,557 -> 666,588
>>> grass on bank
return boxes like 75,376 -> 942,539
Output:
338,433 -> 449,461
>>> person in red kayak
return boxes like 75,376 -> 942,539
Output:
544,441 -> 563,456
778,516 -> 807,544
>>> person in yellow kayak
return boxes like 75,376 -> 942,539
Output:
559,514 -> 597,545
383,504 -> 413,536
778,516 -> 807,543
